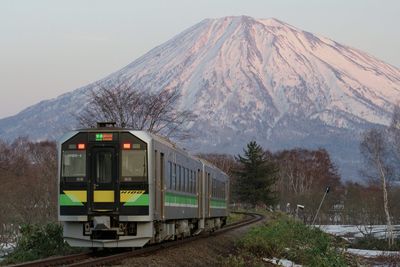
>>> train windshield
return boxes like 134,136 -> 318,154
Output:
95,151 -> 112,183
122,150 -> 147,181
62,150 -> 86,177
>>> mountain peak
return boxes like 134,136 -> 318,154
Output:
0,17 -> 399,180
258,17 -> 289,26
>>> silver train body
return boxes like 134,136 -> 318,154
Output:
58,128 -> 229,247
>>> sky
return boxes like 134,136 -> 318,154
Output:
0,0 -> 399,119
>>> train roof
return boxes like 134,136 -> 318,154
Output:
70,127 -> 196,160
66,126 -> 228,177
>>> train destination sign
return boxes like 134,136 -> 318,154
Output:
95,133 -> 113,141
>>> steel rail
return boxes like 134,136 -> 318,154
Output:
8,252 -> 92,267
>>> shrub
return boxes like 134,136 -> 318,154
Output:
3,223 -> 79,264
235,217 -> 350,266
352,236 -> 400,251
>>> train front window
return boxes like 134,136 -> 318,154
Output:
122,150 -> 147,181
95,151 -> 113,183
62,150 -> 86,177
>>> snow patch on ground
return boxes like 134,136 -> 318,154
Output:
263,257 -> 302,267
0,242 -> 15,261
346,248 -> 400,258
317,225 -> 400,262
317,225 -> 400,239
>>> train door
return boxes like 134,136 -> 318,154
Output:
160,153 -> 165,219
154,150 -> 165,220
154,150 -> 160,219
206,172 -> 211,217
89,147 -> 118,212
197,169 -> 202,218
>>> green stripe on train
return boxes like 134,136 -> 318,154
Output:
123,194 -> 149,206
211,199 -> 227,208
165,192 -> 198,205
59,194 -> 84,206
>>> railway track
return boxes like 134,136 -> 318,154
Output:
9,212 -> 263,267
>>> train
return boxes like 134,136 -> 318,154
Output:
58,123 -> 229,247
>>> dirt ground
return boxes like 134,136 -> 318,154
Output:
116,218 -> 265,267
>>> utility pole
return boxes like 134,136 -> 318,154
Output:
312,186 -> 330,226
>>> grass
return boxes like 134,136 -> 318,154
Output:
227,212 -> 246,224
222,213 -> 355,267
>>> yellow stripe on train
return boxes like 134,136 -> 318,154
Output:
93,190 -> 114,202
64,190 -> 87,202
120,190 -> 145,202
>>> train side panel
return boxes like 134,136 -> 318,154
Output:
153,139 -> 201,221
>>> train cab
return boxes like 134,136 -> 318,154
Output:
59,124 -> 153,247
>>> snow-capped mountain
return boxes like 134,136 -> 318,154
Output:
1,16 -> 399,180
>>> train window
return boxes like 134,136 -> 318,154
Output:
184,168 -> 186,191
168,161 -> 172,189
175,165 -> 178,191
182,167 -> 185,192
186,169 -> 189,192
189,171 -> 193,193
212,178 -> 217,198
181,166 -> 184,191
216,180 -> 219,198
194,172 -> 197,194
188,175 -> 191,193
183,168 -> 186,192
183,168 -> 187,192
187,170 -> 190,193
187,170 -> 190,192
183,167 -> 185,191
178,166 -> 182,191
62,150 -> 86,177
214,180 -> 217,198
186,170 -> 192,193
188,171 -> 191,193
95,151 -> 113,183
173,163 -> 177,190
122,150 -> 147,181
192,171 -> 195,193
160,153 -> 164,188
216,181 -> 219,198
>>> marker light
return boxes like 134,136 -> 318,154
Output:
95,133 -> 103,141
103,133 -> 113,141
77,143 -> 86,150
95,133 -> 113,141
123,143 -> 131,149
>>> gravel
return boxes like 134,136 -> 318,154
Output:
117,218 -> 263,267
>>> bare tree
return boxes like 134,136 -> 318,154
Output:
196,153 -> 237,176
389,104 -> 400,175
360,128 -> 394,247
196,153 -> 239,202
76,80 -> 196,139
0,138 -> 58,227
273,148 -> 343,223
342,182 -> 386,225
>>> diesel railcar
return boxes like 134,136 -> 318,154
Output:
58,124 -> 229,247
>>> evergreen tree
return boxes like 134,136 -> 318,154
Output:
234,141 -> 278,207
